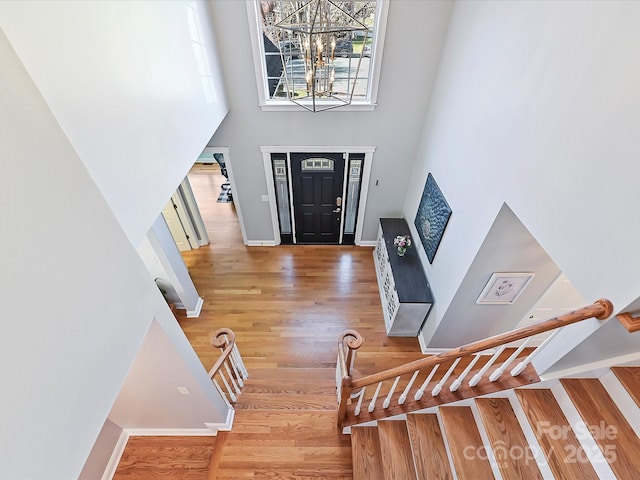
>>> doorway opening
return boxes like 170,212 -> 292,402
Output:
262,146 -> 374,245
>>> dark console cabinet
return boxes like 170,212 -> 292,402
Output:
373,218 -> 434,336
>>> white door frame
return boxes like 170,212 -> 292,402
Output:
173,178 -> 209,248
260,145 -> 375,246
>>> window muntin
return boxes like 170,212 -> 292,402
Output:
254,0 -> 381,108
301,158 -> 335,171
272,156 -> 293,237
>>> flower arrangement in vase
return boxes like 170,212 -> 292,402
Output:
393,235 -> 412,257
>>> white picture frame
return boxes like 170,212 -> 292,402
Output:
476,272 -> 535,304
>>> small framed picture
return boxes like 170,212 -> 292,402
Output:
476,272 -> 535,304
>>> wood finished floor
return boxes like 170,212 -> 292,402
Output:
115,164 -> 425,479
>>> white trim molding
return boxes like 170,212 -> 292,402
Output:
246,1 -> 389,112
101,430 -> 129,480
123,428 -> 217,436
246,240 -> 279,247
205,408 -> 236,434
358,240 -> 377,247
186,296 -> 204,318
260,145 -> 376,246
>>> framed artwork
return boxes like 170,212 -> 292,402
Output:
414,173 -> 452,263
476,272 -> 535,304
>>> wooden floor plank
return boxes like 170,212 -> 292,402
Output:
475,397 -> 543,480
377,420 -> 417,479
561,377 -> 640,479
515,389 -> 598,480
116,165 -> 428,478
611,366 -> 640,408
439,406 -> 495,480
406,413 -> 453,480
351,426 -> 384,480
113,436 -> 217,480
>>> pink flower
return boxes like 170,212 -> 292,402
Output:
393,235 -> 412,248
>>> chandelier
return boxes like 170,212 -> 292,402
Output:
274,0 -> 368,112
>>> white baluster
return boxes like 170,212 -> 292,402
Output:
223,360 -> 241,394
399,370 -> 420,404
383,376 -> 401,408
231,344 -> 248,379
217,370 -> 237,403
489,339 -> 531,382
354,387 -> 366,416
414,364 -> 440,401
450,355 -> 481,392
468,346 -> 506,387
350,349 -> 357,373
227,355 -> 244,388
368,382 -> 383,412
212,378 -> 232,408
511,330 -> 560,376
432,358 -> 461,396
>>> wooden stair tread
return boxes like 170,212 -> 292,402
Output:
439,406 -> 495,480
475,397 -> 543,480
377,420 -> 418,479
611,366 -> 640,408
234,393 -> 337,410
351,426 -> 384,480
561,377 -> 640,478
406,413 -> 453,480
515,389 -> 598,480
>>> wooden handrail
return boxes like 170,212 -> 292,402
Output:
208,328 -> 248,405
207,328 -> 237,379
350,299 -> 612,389
338,329 -> 363,377
336,330 -> 363,426
337,299 -> 613,427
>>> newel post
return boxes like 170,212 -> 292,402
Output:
336,330 -> 363,427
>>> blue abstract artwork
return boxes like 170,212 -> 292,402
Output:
414,173 -> 452,263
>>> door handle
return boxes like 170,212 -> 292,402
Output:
333,208 -> 341,213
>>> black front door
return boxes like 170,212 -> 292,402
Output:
290,152 -> 345,244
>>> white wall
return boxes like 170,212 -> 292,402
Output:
0,0 -> 229,246
0,29 -> 157,479
0,2 -> 231,475
423,204 -> 561,348
207,0 -> 453,243
109,318 -> 229,430
137,216 -> 203,312
405,1 -> 640,351
78,419 -> 123,480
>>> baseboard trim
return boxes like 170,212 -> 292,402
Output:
357,240 -> 376,247
186,297 -> 204,318
420,347 -> 452,354
540,351 -> 640,380
101,430 -> 129,480
123,428 -> 217,436
205,408 -> 235,434
246,240 -> 278,246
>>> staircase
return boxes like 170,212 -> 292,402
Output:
351,366 -> 640,479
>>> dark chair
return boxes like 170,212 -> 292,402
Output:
214,153 -> 232,200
